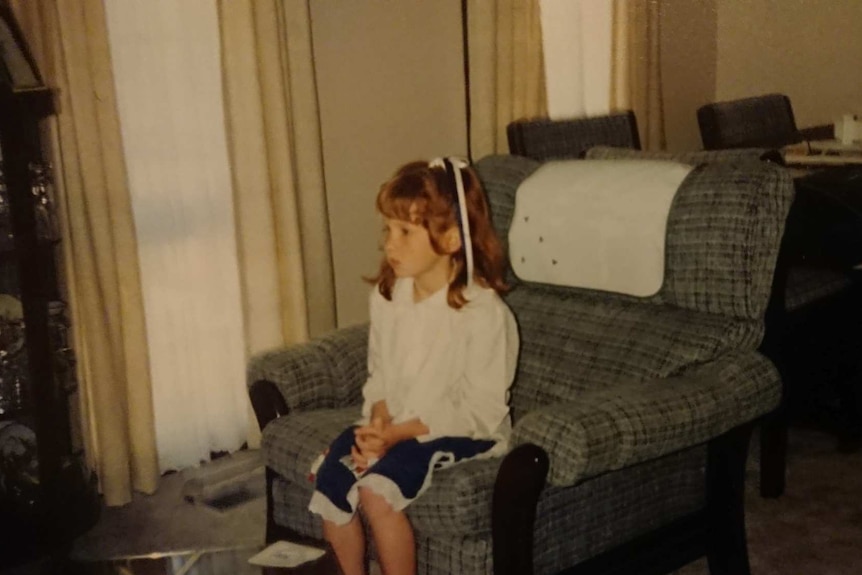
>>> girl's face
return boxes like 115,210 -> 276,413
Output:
382,213 -> 458,293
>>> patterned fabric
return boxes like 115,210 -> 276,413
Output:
476,155 -> 795,321
531,446 -> 704,575
582,146 -> 856,312
697,93 -> 802,150
246,323 -> 367,411
513,351 -> 778,486
270,437 -> 705,575
585,145 -> 772,165
507,111 -> 640,162
505,287 -> 764,420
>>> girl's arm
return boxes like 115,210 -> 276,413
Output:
361,292 -> 386,419
369,400 -> 392,426
419,297 -> 519,439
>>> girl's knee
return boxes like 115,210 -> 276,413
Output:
358,486 -> 394,518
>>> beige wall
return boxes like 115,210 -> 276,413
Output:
660,0 -> 718,151
661,0 -> 862,150
715,0 -> 862,129
311,0 -> 467,327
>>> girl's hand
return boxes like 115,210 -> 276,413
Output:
350,444 -> 372,473
354,417 -> 390,462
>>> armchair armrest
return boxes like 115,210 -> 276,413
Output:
511,351 -> 780,487
247,323 -> 369,430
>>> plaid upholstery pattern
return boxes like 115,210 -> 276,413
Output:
270,438 -> 704,575
582,146 -> 856,312
697,93 -> 802,150
532,446 -> 704,575
506,287 -> 764,419
252,154 -> 794,575
513,351 -> 778,486
585,145 -> 772,165
247,323 -> 367,411
476,155 -> 795,321
507,111 -> 640,162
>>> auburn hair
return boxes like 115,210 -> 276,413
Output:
367,160 -> 508,309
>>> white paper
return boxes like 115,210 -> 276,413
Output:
247,540 -> 326,568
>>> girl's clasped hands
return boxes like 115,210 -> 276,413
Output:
351,416 -> 392,473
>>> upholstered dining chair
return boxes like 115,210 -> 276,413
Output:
697,93 -> 833,150
507,111 -> 640,161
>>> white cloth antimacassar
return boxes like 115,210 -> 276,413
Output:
509,159 -> 692,297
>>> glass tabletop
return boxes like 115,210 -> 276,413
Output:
68,545 -> 342,575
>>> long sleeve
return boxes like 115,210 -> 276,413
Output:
461,302 -> 518,436
361,291 -> 385,419
419,294 -> 519,440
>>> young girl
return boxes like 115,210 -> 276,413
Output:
308,158 -> 519,575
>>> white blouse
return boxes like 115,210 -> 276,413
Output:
361,278 -> 520,445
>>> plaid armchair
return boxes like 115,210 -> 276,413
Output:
248,155 -> 794,575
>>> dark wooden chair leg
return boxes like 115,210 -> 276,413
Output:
759,409 -> 787,498
492,443 -> 549,575
706,423 -> 753,575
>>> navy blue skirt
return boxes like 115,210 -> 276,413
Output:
308,425 -> 496,525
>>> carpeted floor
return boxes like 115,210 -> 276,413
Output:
69,450 -> 267,561
9,425 -> 859,574
677,425 -> 862,575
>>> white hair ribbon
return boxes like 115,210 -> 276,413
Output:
430,157 -> 473,286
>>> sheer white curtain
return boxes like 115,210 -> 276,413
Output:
539,0 -> 613,119
103,0 -> 248,471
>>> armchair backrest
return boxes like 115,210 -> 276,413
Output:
474,155 -> 794,416
584,145 -> 776,166
507,111 -> 640,161
697,93 -> 801,150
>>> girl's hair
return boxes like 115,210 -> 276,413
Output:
368,160 -> 508,308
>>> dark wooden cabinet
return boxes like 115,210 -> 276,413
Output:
0,6 -> 99,567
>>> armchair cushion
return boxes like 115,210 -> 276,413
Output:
512,351 -> 779,486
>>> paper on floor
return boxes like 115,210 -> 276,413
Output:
247,540 -> 326,568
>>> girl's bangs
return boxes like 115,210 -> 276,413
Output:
378,193 -> 418,222
378,180 -> 431,223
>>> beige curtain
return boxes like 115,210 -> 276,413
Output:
7,0 -> 158,506
218,1 -> 336,353
611,0 -> 666,150
467,0 -> 548,160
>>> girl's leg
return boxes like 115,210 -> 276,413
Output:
359,486 -> 415,575
313,426 -> 366,575
323,514 -> 367,575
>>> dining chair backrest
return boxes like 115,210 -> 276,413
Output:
697,94 -> 802,150
507,111 -> 641,161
